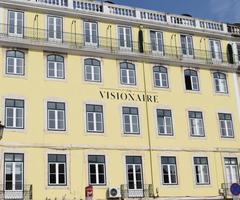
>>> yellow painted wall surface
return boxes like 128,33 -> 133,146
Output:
0,7 -> 239,200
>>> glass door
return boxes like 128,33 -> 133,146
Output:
4,153 -> 24,200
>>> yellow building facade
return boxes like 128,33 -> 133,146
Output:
0,0 -> 240,200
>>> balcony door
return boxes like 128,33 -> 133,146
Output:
126,156 -> 143,198
118,26 -> 132,50
180,35 -> 194,57
4,153 -> 24,200
210,39 -> 222,61
48,16 -> 63,41
8,11 -> 24,37
84,22 -> 98,47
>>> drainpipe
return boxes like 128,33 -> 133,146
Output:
142,61 -> 154,195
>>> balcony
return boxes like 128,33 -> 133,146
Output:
0,23 -> 238,69
121,184 -> 154,198
5,0 -> 234,35
0,185 -> 32,200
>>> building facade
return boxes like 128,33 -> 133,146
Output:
0,0 -> 240,200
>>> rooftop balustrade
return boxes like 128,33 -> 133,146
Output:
10,0 -> 239,36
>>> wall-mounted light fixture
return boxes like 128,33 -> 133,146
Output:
0,121 -> 5,140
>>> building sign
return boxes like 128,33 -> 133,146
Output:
99,90 -> 159,103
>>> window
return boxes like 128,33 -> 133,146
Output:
48,154 -> 66,186
218,113 -> 234,138
224,158 -> 239,184
8,10 -> 24,37
153,66 -> 168,88
118,26 -> 132,49
188,111 -> 205,137
88,155 -> 106,185
126,156 -> 143,197
123,107 -> 140,134
48,16 -> 63,41
180,35 -> 194,57
5,99 -> 24,129
4,153 -> 24,194
6,50 -> 25,75
150,31 -> 164,54
157,109 -> 173,135
120,62 -> 136,85
47,55 -> 64,79
86,104 -> 104,133
84,22 -> 98,46
47,102 -> 66,131
213,72 -> 228,94
184,69 -> 199,91
193,157 -> 210,185
161,156 -> 178,185
84,58 -> 101,82
210,39 -> 222,61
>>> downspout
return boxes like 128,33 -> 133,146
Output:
142,61 -> 154,194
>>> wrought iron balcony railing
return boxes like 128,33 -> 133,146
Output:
0,23 -> 238,67
0,185 -> 32,200
120,184 -> 154,198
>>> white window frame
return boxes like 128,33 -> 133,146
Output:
210,39 -> 222,61
48,110 -> 65,131
47,16 -> 63,41
84,21 -> 98,46
189,112 -> 205,137
5,99 -> 24,129
180,35 -> 194,57
194,157 -> 210,185
88,155 -> 106,186
219,120 -> 234,138
121,68 -> 136,85
224,158 -> 239,184
84,58 -> 101,82
8,10 -> 24,37
161,157 -> 178,185
123,107 -> 140,134
48,162 -> 66,186
213,72 -> 228,94
86,111 -> 104,133
118,26 -> 132,50
150,30 -> 164,55
47,55 -> 65,79
153,66 -> 168,88
6,51 -> 25,75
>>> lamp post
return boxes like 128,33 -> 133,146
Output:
0,121 -> 5,140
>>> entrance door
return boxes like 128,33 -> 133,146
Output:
4,153 -> 24,200
126,156 -> 143,198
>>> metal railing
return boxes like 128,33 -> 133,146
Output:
0,23 -> 238,66
0,185 -> 32,200
120,184 -> 154,198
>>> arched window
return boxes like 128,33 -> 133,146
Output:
84,58 -> 101,82
153,66 -> 168,88
213,72 -> 228,93
6,50 -> 25,75
47,55 -> 64,79
120,62 -> 136,85
184,69 -> 199,91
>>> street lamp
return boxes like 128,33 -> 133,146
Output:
0,121 -> 5,140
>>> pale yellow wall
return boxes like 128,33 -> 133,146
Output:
0,7 -> 239,200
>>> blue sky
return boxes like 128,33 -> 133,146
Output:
108,0 -> 240,23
